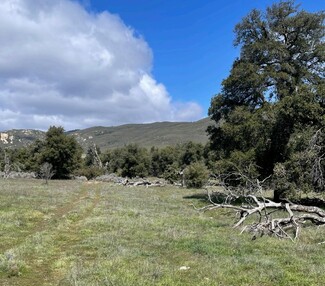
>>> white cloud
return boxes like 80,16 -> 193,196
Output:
0,0 -> 203,131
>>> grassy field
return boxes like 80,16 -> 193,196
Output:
0,179 -> 325,285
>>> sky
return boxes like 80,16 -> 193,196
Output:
0,0 -> 324,131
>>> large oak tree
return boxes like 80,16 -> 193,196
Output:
208,1 -> 324,199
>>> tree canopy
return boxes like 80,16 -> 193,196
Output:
208,1 -> 324,199
209,0 -> 324,122
40,126 -> 82,179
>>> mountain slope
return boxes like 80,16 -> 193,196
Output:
0,129 -> 45,148
0,117 -> 213,150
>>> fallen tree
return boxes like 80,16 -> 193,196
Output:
123,179 -> 166,188
195,169 -> 325,241
197,191 -> 325,241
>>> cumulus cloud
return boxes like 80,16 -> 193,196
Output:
0,0 -> 203,131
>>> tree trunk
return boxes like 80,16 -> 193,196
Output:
273,189 -> 282,202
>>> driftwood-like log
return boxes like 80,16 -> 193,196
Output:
124,180 -> 165,188
197,192 -> 325,241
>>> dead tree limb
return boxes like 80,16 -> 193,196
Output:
124,179 -> 166,188
3,150 -> 11,179
197,192 -> 325,241
308,128 -> 324,191
39,162 -> 55,184
93,144 -> 103,169
198,158 -> 325,241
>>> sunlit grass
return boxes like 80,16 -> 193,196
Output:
0,178 -> 324,285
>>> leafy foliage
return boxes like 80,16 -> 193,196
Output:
39,126 -> 82,179
0,127 -> 83,179
208,1 -> 324,198
75,165 -> 105,180
184,162 -> 209,188
100,142 -> 206,183
103,144 -> 150,178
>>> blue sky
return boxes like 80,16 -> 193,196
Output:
85,0 -> 325,114
0,0 -> 324,130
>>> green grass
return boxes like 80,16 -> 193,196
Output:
0,179 -> 325,285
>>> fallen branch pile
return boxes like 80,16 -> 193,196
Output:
197,192 -> 325,241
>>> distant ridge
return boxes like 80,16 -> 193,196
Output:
0,117 -> 213,151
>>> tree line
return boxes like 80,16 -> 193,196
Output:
0,126 -> 82,180
0,126 -> 209,188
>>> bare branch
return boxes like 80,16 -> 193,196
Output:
39,162 -> 55,184
197,190 -> 325,241
3,150 -> 11,179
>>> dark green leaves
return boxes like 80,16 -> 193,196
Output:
208,1 -> 324,196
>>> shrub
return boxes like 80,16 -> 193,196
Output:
184,162 -> 209,188
163,163 -> 180,184
75,166 -> 105,180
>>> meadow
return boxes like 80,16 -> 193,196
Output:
0,179 -> 325,286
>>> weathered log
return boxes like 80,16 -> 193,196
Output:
125,180 -> 165,187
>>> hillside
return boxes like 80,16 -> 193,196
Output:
0,117 -> 212,150
0,129 -> 45,148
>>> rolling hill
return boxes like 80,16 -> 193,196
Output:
0,117 -> 213,151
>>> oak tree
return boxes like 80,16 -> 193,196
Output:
208,1 -> 324,199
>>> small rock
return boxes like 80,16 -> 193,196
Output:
179,266 -> 190,271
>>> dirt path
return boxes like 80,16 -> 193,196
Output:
0,184 -> 89,254
0,183 -> 102,286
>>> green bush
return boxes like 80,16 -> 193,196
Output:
214,150 -> 259,187
163,163 -> 180,184
103,144 -> 150,178
184,162 -> 209,189
75,166 -> 105,180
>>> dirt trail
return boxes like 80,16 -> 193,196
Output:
0,184 -> 89,254
0,183 -> 102,286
